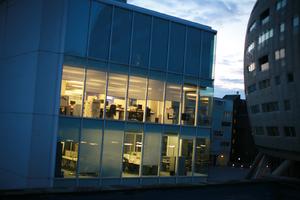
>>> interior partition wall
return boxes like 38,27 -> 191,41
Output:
55,0 -> 216,186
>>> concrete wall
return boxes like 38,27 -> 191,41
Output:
0,0 -> 66,189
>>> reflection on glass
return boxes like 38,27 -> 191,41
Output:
160,134 -> 178,176
110,7 -> 132,64
83,70 -> 106,118
178,138 -> 193,176
127,75 -> 146,122
101,121 -> 124,177
122,132 -> 143,177
198,87 -> 213,126
88,2 -> 112,60
194,138 -> 209,176
165,83 -> 181,125
55,118 -> 80,178
106,73 -> 127,120
147,73 -> 164,123
60,66 -> 85,117
131,13 -> 151,67
142,125 -> 161,176
78,120 -> 102,178
182,83 -> 197,125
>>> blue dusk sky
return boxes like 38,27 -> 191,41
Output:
128,0 -> 256,99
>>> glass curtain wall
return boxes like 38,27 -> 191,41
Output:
60,66 -> 85,117
106,73 -> 127,120
83,70 -> 106,118
164,74 -> 182,125
146,71 -> 165,123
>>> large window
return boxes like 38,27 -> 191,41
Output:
198,87 -> 213,126
101,121 -> 124,177
88,2 -> 112,60
55,118 -> 80,178
185,27 -> 201,75
106,72 -> 127,120
146,71 -> 165,123
83,69 -> 106,118
150,18 -> 169,70
164,74 -> 182,125
160,133 -> 178,176
122,132 -> 143,177
131,13 -> 151,67
78,119 -> 102,178
60,66 -> 85,117
182,79 -> 197,126
110,7 -> 132,64
169,23 -> 185,73
194,138 -> 209,176
178,138 -> 193,176
127,70 -> 147,122
142,125 -> 161,176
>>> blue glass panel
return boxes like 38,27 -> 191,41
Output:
185,27 -> 201,76
150,18 -> 169,71
110,7 -> 132,64
181,126 -> 196,137
101,121 -> 124,177
200,32 -> 215,79
88,2 -> 112,60
168,23 -> 186,73
64,0 -> 90,56
131,13 -> 151,68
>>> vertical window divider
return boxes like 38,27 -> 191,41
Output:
124,10 -> 134,121
195,84 -> 199,126
76,68 -> 87,182
191,137 -> 196,177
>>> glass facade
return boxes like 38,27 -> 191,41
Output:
57,0 -> 215,184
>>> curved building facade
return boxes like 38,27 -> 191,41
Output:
244,0 -> 300,177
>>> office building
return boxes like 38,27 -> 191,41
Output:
0,0 -> 216,189
223,95 -> 256,168
244,0 -> 300,177
211,97 -> 233,166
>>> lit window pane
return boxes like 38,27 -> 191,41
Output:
106,73 -> 127,120
122,132 -> 143,177
147,71 -> 165,124
60,66 -> 85,117
83,70 -> 106,118
127,75 -> 147,122
194,138 -> 209,176
160,134 -> 178,176
164,74 -> 182,125
198,87 -> 213,126
178,138 -> 193,176
182,81 -> 197,126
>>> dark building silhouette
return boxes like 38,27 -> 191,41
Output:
223,95 -> 257,167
